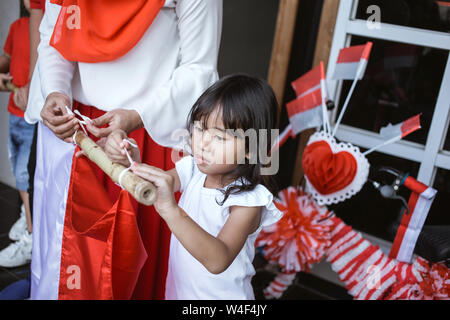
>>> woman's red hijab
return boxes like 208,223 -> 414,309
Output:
49,0 -> 164,63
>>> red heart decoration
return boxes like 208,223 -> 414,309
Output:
302,140 -> 357,195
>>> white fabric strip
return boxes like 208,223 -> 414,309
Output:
30,122 -> 76,299
396,187 -> 437,263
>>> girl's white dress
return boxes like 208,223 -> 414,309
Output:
165,155 -> 283,300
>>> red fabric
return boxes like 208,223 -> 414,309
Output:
3,18 -> 30,118
49,0 -> 164,63
30,0 -> 46,12
69,101 -> 176,299
59,151 -> 147,299
302,140 -> 357,195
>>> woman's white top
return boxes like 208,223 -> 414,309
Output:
25,0 -> 222,148
165,156 -> 283,300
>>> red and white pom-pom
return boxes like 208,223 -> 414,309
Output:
263,271 -> 297,299
326,216 -> 450,300
256,187 -> 334,273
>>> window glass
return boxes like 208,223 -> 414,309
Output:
355,0 -> 450,33
336,36 -> 448,145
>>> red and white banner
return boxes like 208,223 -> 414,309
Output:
287,62 -> 328,135
32,122 -> 148,299
389,176 -> 437,263
332,42 -> 373,80
380,114 -> 422,139
286,89 -> 323,135
31,103 -> 175,300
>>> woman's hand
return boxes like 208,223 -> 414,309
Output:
86,109 -> 143,138
40,92 -> 79,143
104,129 -> 141,166
130,162 -> 178,217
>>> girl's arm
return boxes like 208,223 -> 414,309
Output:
131,162 -> 261,274
166,205 -> 261,274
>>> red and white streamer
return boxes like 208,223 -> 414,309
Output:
389,176 -> 437,263
263,271 -> 297,299
256,187 -> 334,273
326,216 -> 449,300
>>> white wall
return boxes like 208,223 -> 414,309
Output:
0,0 -> 20,187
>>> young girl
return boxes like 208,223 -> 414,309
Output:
105,74 -> 283,299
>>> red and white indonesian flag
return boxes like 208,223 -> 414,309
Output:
380,114 -> 421,140
363,114 -> 422,156
287,62 -> 327,135
333,42 -> 373,80
31,122 -> 147,299
389,177 -> 437,263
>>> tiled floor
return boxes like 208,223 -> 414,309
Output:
0,182 -> 31,293
0,182 -> 351,299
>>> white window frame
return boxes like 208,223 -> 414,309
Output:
310,0 -> 450,287
327,0 -> 450,184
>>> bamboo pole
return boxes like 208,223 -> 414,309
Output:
74,131 -> 157,206
267,0 -> 299,126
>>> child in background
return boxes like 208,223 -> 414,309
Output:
0,0 -> 34,268
104,74 -> 283,299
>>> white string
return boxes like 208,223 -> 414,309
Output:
66,104 -> 138,190
116,138 -> 139,189
117,167 -> 131,190
65,106 -> 90,140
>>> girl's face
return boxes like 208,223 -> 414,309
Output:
24,0 -> 31,11
191,107 -> 247,178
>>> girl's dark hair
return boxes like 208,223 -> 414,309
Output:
20,0 -> 30,18
187,74 -> 279,205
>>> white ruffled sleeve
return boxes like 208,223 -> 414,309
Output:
221,185 -> 283,229
175,155 -> 196,193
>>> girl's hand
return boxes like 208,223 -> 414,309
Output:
131,162 -> 178,217
104,129 -> 141,166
